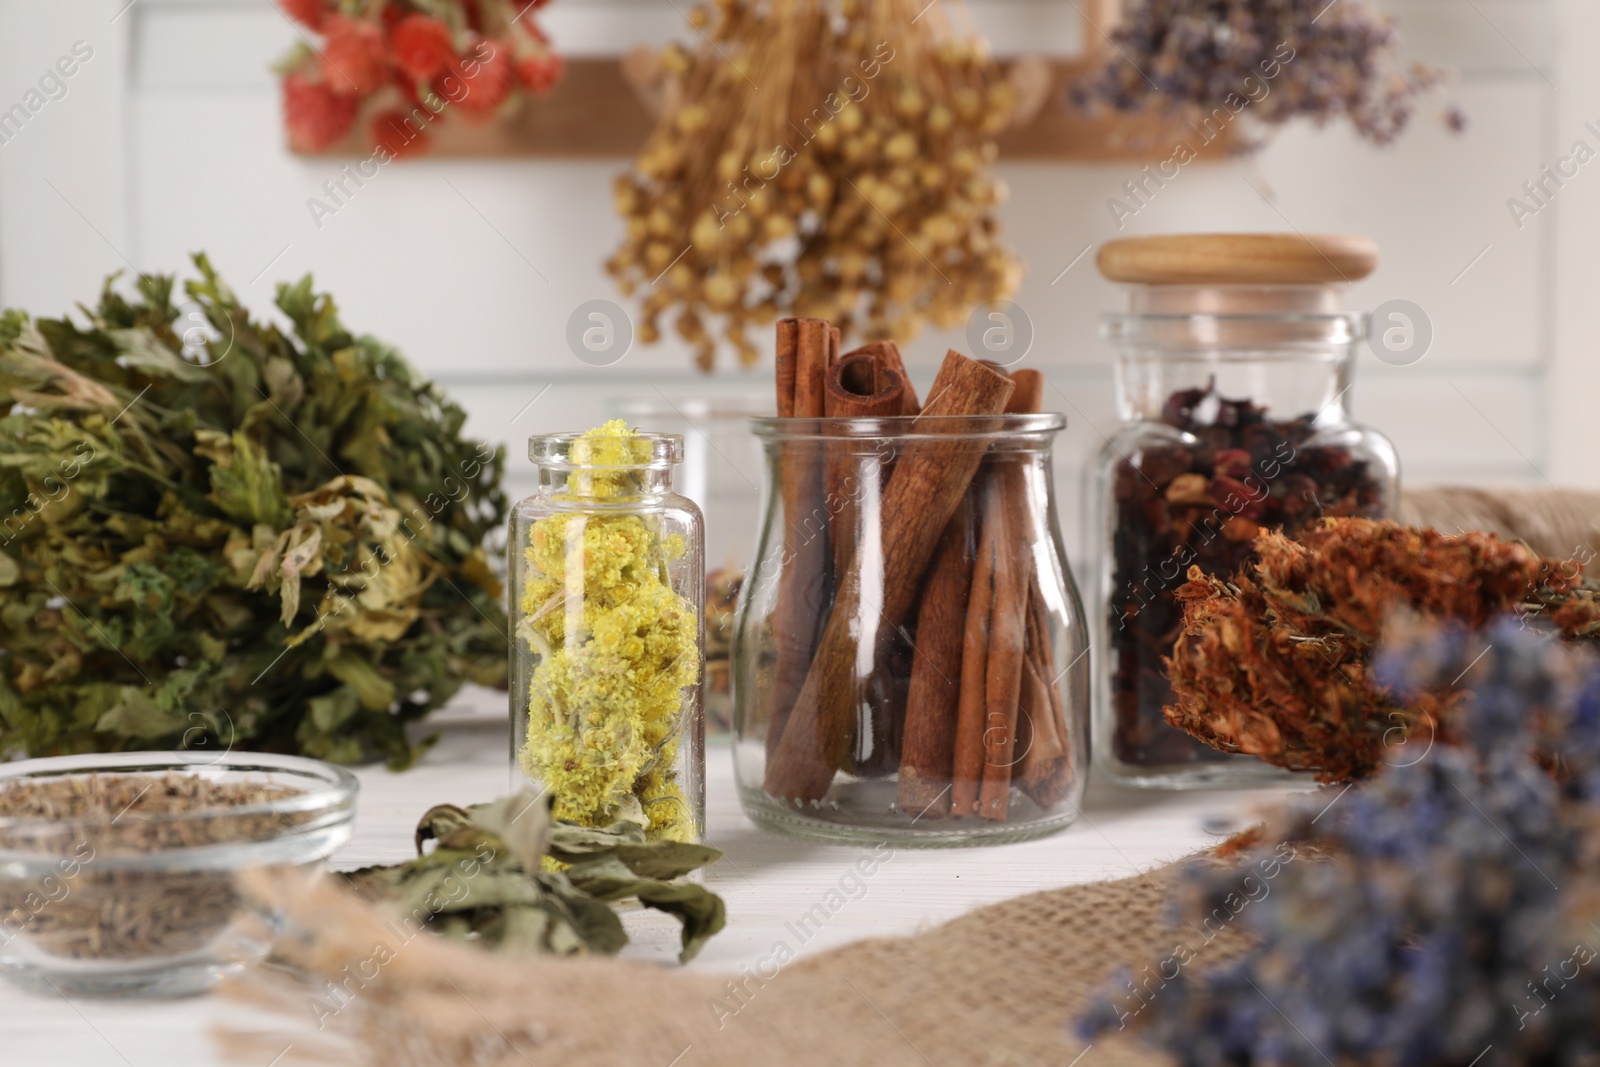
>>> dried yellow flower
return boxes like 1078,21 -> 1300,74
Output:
517,421 -> 701,841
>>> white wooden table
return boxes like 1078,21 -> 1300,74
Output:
0,699 -> 1307,1066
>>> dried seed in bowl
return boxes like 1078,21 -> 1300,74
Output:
0,773 -> 308,961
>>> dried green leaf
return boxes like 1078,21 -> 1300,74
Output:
545,818 -> 649,858
94,688 -> 183,740
413,803 -> 488,854
106,328 -> 210,383
563,854 -> 728,962
325,652 -> 396,713
346,792 -> 725,962
468,791 -> 552,875
527,871 -> 630,955
547,818 -> 722,881
306,687 -> 359,734
195,429 -> 293,529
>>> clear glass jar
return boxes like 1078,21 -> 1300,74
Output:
732,415 -> 1090,846
0,752 -> 354,997
1094,238 -> 1400,789
608,394 -> 771,735
510,428 -> 705,842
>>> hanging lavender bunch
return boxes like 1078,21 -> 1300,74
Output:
1079,617 -> 1600,1067
1075,0 -> 1452,145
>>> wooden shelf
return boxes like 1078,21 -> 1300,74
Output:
297,56 -> 1233,163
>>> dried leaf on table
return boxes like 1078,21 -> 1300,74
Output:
345,791 -> 727,964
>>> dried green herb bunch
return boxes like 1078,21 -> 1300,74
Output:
1075,0 -> 1450,146
1165,518 -> 1600,781
608,0 -> 1021,368
0,256 -> 507,768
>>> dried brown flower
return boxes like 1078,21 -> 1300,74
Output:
607,0 -> 1021,368
1164,518 -> 1600,781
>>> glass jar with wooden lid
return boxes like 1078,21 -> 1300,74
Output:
1093,233 -> 1400,788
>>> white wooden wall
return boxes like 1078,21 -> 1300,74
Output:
0,0 -> 1582,570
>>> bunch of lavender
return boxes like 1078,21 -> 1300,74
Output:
1074,0 -> 1451,145
1079,618 -> 1600,1067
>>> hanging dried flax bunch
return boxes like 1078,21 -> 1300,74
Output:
607,0 -> 1021,369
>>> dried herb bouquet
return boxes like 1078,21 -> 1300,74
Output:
0,256 -> 507,768
1164,518 -> 1600,781
1074,0 -> 1454,147
608,0 -> 1021,368
277,0 -> 564,158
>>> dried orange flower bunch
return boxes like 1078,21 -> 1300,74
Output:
1164,518 -> 1600,782
607,0 -> 1021,368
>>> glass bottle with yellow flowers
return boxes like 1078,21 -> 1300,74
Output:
511,422 -> 705,842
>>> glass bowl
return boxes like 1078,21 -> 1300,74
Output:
0,751 -> 358,997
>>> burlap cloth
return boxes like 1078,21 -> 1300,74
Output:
220,485 -> 1598,1066
1400,485 -> 1600,560
225,858 -> 1243,1067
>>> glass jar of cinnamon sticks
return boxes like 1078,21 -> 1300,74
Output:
732,319 -> 1089,846
1093,234 -> 1399,788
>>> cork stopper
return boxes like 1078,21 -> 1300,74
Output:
1097,234 -> 1380,287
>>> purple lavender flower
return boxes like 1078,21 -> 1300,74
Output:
1080,619 -> 1600,1067
1074,0 -> 1451,146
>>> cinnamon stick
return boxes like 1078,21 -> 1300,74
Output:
767,318 -> 833,753
1018,579 -> 1073,804
1016,653 -> 1059,799
823,354 -> 907,580
977,467 -> 1028,822
824,353 -> 910,778
897,499 -> 975,816
775,319 -> 798,419
824,353 -> 905,418
1006,369 -> 1043,419
793,318 -> 832,421
1007,368 -> 1076,807
959,366 -> 1046,820
844,340 -> 920,414
950,489 -> 995,817
859,632 -> 912,778
764,351 -> 1015,802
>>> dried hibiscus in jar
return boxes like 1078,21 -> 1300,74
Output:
1093,233 -> 1399,787
1106,385 -> 1390,773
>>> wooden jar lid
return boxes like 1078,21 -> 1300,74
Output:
1097,234 -> 1380,285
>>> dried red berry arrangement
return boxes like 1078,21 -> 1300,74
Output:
1107,384 -> 1389,769
276,0 -> 564,155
